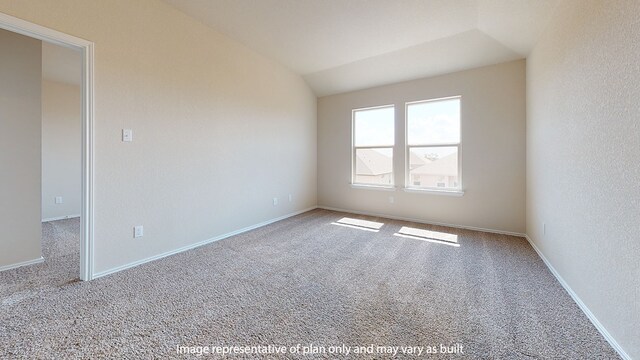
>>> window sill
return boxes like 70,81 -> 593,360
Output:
350,184 -> 397,192
403,188 -> 465,197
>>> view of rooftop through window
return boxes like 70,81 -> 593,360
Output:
353,106 -> 394,186
407,97 -> 461,190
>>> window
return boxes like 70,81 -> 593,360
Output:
406,97 -> 461,191
352,105 -> 394,187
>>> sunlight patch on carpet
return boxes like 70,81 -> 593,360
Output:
331,217 -> 384,232
394,226 -> 459,247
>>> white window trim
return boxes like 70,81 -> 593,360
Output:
351,104 -> 395,188
405,96 -> 463,193
403,188 -> 465,196
351,184 -> 397,191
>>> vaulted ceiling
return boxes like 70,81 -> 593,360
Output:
164,0 -> 559,96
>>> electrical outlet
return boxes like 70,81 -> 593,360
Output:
134,225 -> 144,238
288,194 -> 292,202
122,129 -> 133,142
55,196 -> 63,204
388,196 -> 394,204
273,198 -> 278,206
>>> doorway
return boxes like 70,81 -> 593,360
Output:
0,12 -> 95,280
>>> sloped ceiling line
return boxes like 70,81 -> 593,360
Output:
162,0 -> 559,96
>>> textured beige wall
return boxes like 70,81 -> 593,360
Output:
0,0 -> 317,274
527,0 -> 639,357
0,29 -> 42,267
318,60 -> 526,234
42,80 -> 81,221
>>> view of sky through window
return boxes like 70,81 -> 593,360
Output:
407,98 -> 460,145
354,106 -> 394,147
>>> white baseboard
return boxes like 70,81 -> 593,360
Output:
42,214 -> 81,222
317,206 -> 526,237
0,256 -> 44,272
524,235 -> 631,360
93,207 -> 317,279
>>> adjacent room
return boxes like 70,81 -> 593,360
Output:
0,0 -> 637,359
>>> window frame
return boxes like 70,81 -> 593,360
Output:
405,96 -> 463,193
351,104 -> 396,189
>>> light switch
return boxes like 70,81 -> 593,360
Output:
134,225 -> 143,238
122,129 -> 133,142
55,196 -> 63,204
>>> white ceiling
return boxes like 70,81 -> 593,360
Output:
42,41 -> 81,86
163,0 -> 559,96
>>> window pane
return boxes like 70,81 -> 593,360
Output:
354,107 -> 394,146
407,98 -> 460,145
355,148 -> 393,186
408,147 -> 459,189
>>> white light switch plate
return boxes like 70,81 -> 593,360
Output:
55,196 -> 63,204
122,129 -> 133,142
134,225 -> 143,238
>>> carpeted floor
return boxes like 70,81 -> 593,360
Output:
0,209 -> 619,359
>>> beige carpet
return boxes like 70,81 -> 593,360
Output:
0,209 -> 619,359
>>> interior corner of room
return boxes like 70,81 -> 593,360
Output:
0,0 -> 637,358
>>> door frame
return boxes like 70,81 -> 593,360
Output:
0,12 -> 95,280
